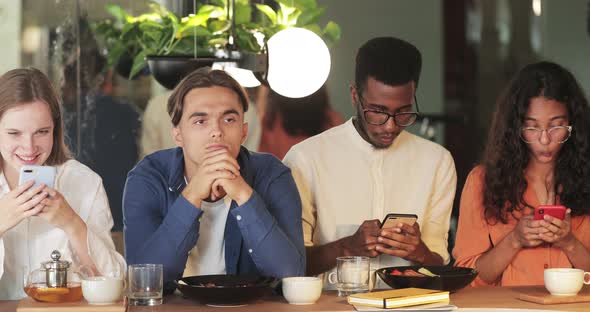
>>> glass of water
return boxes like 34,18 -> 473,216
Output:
127,264 -> 163,306
328,256 -> 370,296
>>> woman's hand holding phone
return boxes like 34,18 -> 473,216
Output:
37,188 -> 83,235
538,208 -> 576,249
510,214 -> 545,249
0,181 -> 48,236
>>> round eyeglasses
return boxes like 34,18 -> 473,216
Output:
520,126 -> 572,144
358,96 -> 420,127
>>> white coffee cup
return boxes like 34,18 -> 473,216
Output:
282,277 -> 322,305
544,268 -> 590,296
82,276 -> 125,305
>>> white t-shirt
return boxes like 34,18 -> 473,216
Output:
0,160 -> 126,299
183,196 -> 231,277
283,119 -> 457,288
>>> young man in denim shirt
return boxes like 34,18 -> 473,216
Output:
123,68 -> 304,293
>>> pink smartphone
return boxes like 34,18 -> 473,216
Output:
533,205 -> 566,220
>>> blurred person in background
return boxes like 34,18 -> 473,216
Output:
258,85 -> 344,160
59,16 -> 141,232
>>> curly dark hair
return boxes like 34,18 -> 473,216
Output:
482,61 -> 590,224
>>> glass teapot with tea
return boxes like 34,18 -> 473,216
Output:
24,250 -> 83,303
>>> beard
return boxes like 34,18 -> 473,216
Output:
353,110 -> 391,149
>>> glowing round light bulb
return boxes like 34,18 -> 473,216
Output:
267,28 -> 331,98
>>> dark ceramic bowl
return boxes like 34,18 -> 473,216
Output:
176,275 -> 279,305
376,265 -> 478,293
146,56 -> 219,90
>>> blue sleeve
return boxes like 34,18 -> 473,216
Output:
123,171 -> 203,293
231,169 -> 305,277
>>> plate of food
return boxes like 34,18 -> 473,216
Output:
176,274 -> 279,305
376,265 -> 478,292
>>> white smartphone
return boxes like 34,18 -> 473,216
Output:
18,165 -> 56,188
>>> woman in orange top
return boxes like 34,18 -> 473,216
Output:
453,61 -> 590,286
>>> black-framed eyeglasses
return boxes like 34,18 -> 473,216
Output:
358,95 -> 420,127
520,126 -> 572,144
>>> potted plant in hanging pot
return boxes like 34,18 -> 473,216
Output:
94,0 -> 340,90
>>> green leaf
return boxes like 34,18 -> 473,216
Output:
177,25 -> 212,39
254,4 -> 277,24
303,24 -> 321,35
170,38 -> 213,56
208,0 -> 225,8
208,37 -> 229,48
107,42 -> 126,67
209,20 -> 232,35
287,10 -> 301,25
166,11 -> 179,27
275,0 -> 296,9
277,3 -> 297,26
147,1 -> 169,17
105,4 -> 128,22
235,2 -> 252,24
182,11 -> 212,27
138,20 -> 165,31
129,51 -> 147,79
322,21 -> 341,46
275,0 -> 317,11
196,4 -> 224,20
293,0 -> 317,11
197,4 -> 216,15
235,28 -> 261,52
296,7 -> 324,26
143,29 -> 164,44
120,22 -> 138,37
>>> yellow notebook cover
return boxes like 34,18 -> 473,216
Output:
347,288 -> 450,309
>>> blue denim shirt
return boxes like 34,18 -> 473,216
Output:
123,147 -> 305,293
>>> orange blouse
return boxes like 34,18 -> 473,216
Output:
452,166 -> 590,286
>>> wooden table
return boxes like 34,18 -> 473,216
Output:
2,286 -> 589,311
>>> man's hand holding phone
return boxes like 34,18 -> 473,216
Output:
376,213 -> 435,264
377,221 -> 428,262
341,220 -> 381,258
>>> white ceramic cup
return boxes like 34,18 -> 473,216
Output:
82,276 -> 124,305
544,268 -> 590,296
282,277 -> 322,305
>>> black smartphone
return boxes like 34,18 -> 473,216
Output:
380,213 -> 418,229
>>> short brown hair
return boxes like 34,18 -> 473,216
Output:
167,67 -> 249,126
0,68 -> 71,166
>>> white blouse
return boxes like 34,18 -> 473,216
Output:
0,159 -> 126,299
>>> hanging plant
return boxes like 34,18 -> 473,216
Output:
93,0 -> 340,80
